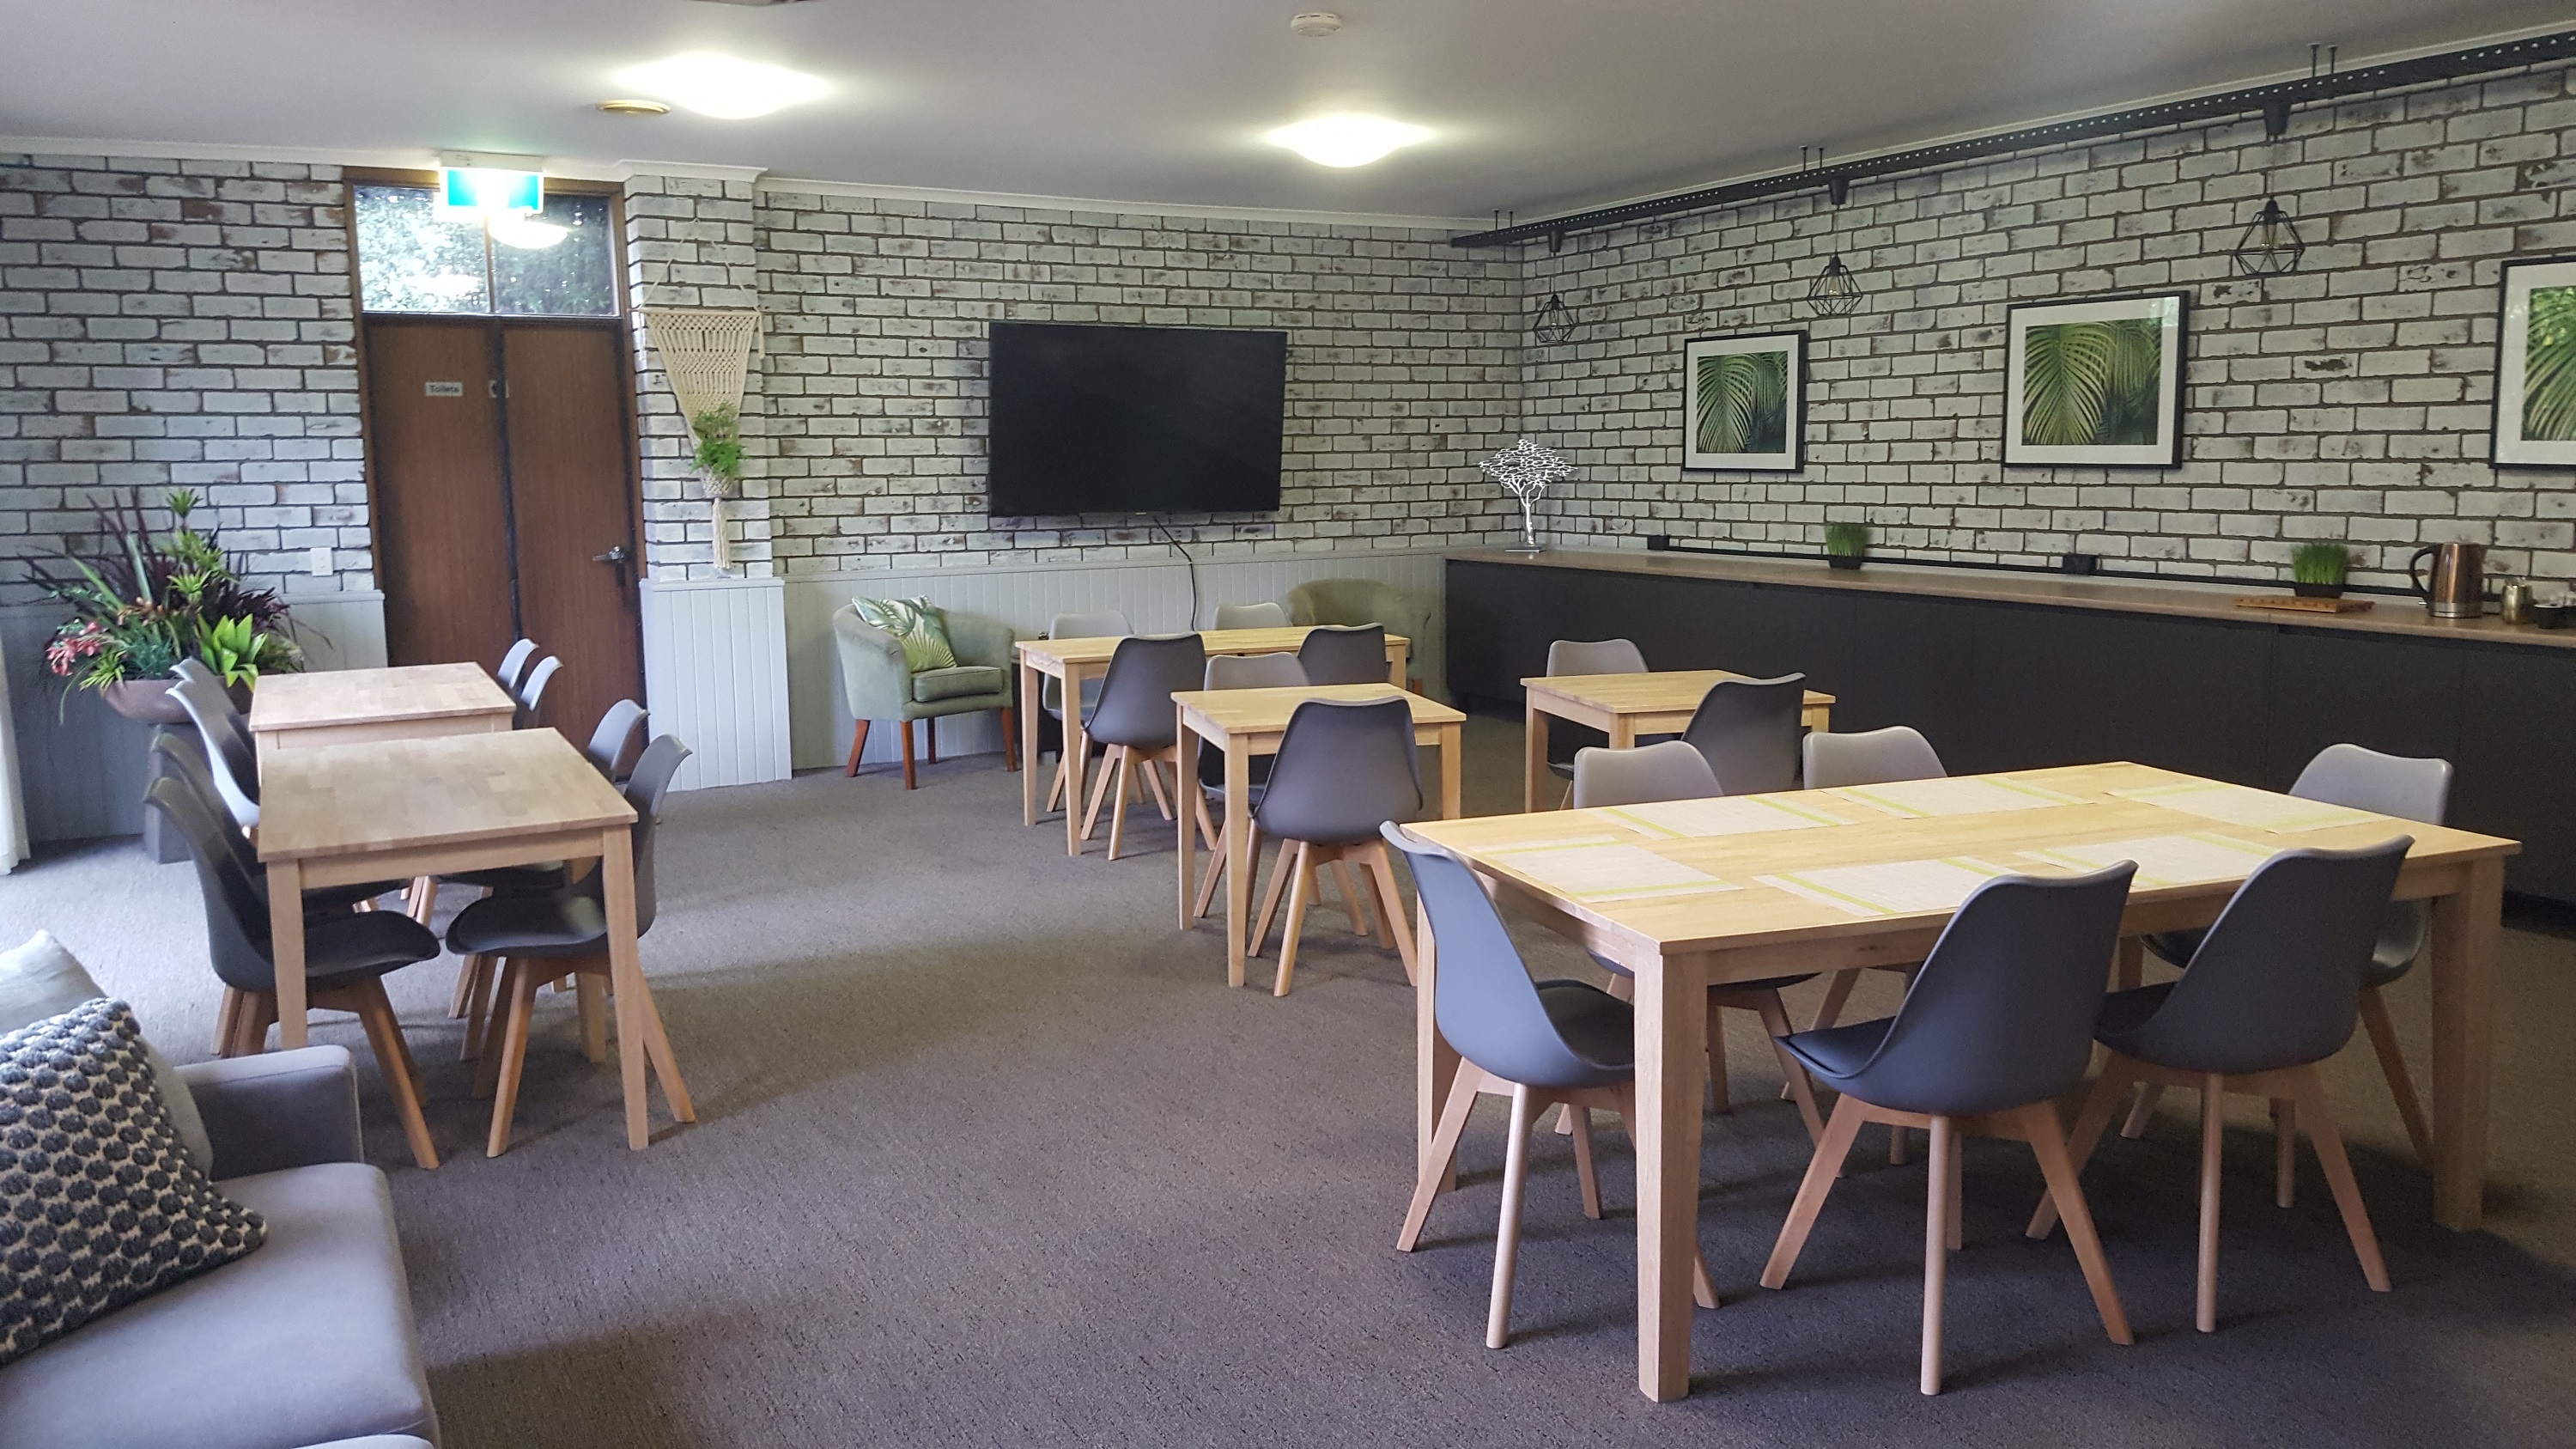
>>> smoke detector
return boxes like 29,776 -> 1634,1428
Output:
692,0 -> 818,6
596,99 -> 671,117
1290,11 -> 1342,37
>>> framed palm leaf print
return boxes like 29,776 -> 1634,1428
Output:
2494,257 -> 2576,466
2003,292 -> 2186,467
1683,331 -> 1805,472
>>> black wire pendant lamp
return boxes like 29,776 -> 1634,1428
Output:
1531,292 -> 1579,344
1806,255 -> 1863,317
2232,196 -> 2306,280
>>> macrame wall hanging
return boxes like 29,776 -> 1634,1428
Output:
640,306 -> 763,572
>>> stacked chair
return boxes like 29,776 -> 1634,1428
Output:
1543,637 -> 1650,802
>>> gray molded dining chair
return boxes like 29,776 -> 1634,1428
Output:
2028,839 -> 2410,1334
1762,864 -> 2138,1395
2129,744 -> 2450,1172
170,657 -> 219,689
149,732 -> 402,922
1042,610 -> 1132,813
147,774 -> 443,1170
1383,823 -> 1716,1348
584,698 -> 651,785
1681,673 -> 1807,795
497,637 -> 539,694
513,654 -> 562,730
1543,638 -> 1651,797
1079,634 -> 1206,859
1801,724 -> 1952,1041
171,673 -> 260,829
1188,652 -> 1307,922
447,735 -> 696,1158
1249,698 -> 1419,995
1212,601 -> 1289,630
1296,623 -> 1387,687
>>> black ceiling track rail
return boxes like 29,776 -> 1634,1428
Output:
1450,28 -> 2576,250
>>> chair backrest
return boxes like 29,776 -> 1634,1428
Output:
497,638 -> 539,692
616,734 -> 693,937
1546,638 -> 1648,677
1297,623 -> 1386,686
1803,725 -> 1947,789
2116,839 -> 2413,1075
149,731 -> 261,879
1834,864 -> 2138,1116
170,673 -> 259,825
171,657 -> 217,688
1680,673 -> 1806,795
1085,634 -> 1206,749
1212,601 -> 1289,630
1381,824 -> 1620,1090
515,654 -> 562,728
2291,744 -> 2451,824
1049,611 -> 1130,640
1571,740 -> 1721,809
143,774 -> 280,994
585,699 -> 650,782
1204,653 -> 1306,691
1257,697 -> 1420,845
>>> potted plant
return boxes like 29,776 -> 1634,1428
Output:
34,490 -> 304,722
690,405 -> 744,502
2291,540 -> 2352,600
1825,521 -> 1870,571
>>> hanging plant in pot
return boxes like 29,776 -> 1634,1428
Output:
1825,521 -> 1870,570
33,489 -> 304,722
2290,540 -> 2351,600
690,405 -> 745,572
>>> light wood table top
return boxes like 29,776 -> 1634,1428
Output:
1522,668 -> 1834,812
258,729 -> 633,865
250,662 -> 515,734
1175,682 -> 1462,736
1404,760 -> 2517,1401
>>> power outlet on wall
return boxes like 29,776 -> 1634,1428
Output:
307,545 -> 332,576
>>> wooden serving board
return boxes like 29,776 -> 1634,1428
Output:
2234,594 -> 2376,615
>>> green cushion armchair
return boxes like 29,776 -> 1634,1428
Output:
1285,579 -> 1430,689
832,603 -> 1020,788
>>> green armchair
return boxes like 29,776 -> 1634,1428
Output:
1285,578 -> 1431,690
832,603 -> 1020,788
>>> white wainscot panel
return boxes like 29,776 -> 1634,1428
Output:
641,575 -> 793,791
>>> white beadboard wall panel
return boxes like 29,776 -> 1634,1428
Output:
786,548 -> 1447,773
283,592 -> 388,673
641,576 -> 793,791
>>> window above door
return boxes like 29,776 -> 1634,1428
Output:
354,184 -> 620,318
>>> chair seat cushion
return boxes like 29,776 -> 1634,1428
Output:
301,912 -> 441,987
913,665 -> 1006,703
1536,980 -> 1635,1072
438,862 -> 569,894
0,1161 -> 439,1449
305,881 -> 410,914
445,888 -> 605,960
1782,1015 -> 1894,1084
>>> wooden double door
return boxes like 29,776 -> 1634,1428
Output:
364,317 -> 644,741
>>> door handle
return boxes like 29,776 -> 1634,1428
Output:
592,545 -> 629,564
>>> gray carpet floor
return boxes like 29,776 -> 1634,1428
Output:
6,716 -> 2576,1447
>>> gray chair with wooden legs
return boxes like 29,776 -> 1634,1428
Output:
513,654 -> 561,731
1680,673 -> 1806,795
171,673 -> 260,829
1042,610 -> 1131,813
2028,839 -> 2410,1334
1296,622 -> 1387,686
1212,601 -> 1289,630
1078,634 -> 1206,859
149,733 -> 402,921
1762,863 -> 2138,1395
1249,698 -> 1420,995
1801,724 -> 1951,1042
830,605 -> 1020,789
497,636 -> 539,694
1188,652 -> 1307,923
1565,740 -> 1827,1145
1382,823 -> 1716,1347
445,736 -> 696,1158
1545,637 -> 1650,799
145,775 -> 444,1171
2128,744 -> 2450,1172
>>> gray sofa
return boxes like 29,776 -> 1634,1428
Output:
0,1046 -> 442,1449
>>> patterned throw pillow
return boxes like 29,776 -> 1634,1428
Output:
852,596 -> 958,673
0,998 -> 264,1369
0,931 -> 212,1173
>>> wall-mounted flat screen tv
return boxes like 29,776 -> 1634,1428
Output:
986,321 -> 1287,515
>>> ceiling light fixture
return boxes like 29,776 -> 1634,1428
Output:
1289,11 -> 1342,37
1265,113 -> 1429,167
596,99 -> 671,117
488,215 -> 570,251
615,54 -> 829,120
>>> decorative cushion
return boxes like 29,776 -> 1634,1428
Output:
852,596 -> 957,674
912,665 -> 1007,703
0,933 -> 210,1173
0,999 -> 264,1369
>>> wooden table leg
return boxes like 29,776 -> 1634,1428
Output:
1610,716 -> 1636,749
267,858 -> 309,1050
2115,935 -> 2143,991
1224,740 -> 1252,989
2429,857 -> 2503,1230
1064,664 -> 1094,857
598,824 -> 654,1149
1438,722 -> 1462,820
1019,658 -> 1042,826
1176,709 -> 1198,931
1522,700 -> 1548,814
1415,896 -> 1460,1195
1388,641 -> 1409,688
1633,951 -> 1709,1402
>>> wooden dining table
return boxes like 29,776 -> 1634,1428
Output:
1171,684 -> 1465,985
1016,627 -> 1411,855
1404,761 -> 2517,1401
247,662 -> 516,766
257,729 -> 693,1150
1522,669 -> 1838,812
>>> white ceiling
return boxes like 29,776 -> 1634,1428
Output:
3,0 -> 2567,224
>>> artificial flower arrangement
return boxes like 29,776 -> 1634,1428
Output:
37,490 -> 303,705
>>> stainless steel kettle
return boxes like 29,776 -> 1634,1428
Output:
2409,542 -> 2486,618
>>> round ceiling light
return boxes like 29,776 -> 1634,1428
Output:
1289,11 -> 1342,37
613,54 -> 830,120
1265,113 -> 1430,167
596,99 -> 671,117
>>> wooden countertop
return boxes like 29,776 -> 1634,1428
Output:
1449,548 -> 2576,652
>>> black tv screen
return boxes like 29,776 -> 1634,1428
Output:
986,322 -> 1286,515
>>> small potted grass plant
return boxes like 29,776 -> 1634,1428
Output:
1824,521 -> 1870,570
2291,540 -> 2351,600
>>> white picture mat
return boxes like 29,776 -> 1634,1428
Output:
2111,781 -> 2382,834
2002,293 -> 2184,466
1484,836 -> 1740,903
1586,792 -> 1854,840
1682,332 -> 1805,472
1829,775 -> 2085,819
2020,832 -> 2281,888
1757,856 -> 2022,918
2495,259 -> 2576,466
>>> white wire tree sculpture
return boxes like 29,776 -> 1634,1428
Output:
1477,437 -> 1573,554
